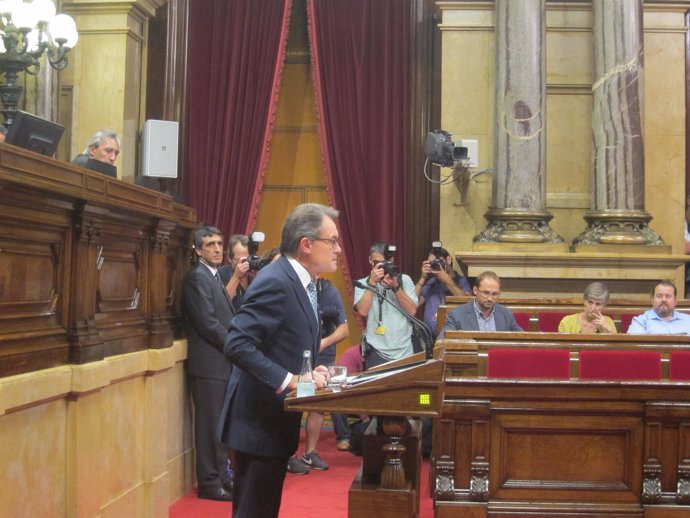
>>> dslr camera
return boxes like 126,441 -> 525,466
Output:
247,231 -> 270,271
379,244 -> 400,277
429,240 -> 446,272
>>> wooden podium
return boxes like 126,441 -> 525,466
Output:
285,355 -> 445,518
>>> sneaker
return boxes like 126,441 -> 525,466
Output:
301,451 -> 329,470
336,439 -> 351,452
287,456 -> 310,475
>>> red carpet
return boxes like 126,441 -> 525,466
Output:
169,429 -> 434,518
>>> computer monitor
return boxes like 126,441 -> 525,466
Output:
5,111 -> 65,157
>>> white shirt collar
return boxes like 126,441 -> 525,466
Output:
286,256 -> 312,289
199,259 -> 218,276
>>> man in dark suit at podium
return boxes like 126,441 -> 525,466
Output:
182,225 -> 235,501
218,203 -> 339,518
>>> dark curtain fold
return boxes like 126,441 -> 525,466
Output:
308,0 -> 412,284
186,0 -> 291,235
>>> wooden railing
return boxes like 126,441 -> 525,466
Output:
436,330 -> 690,379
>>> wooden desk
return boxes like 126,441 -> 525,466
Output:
433,377 -> 690,518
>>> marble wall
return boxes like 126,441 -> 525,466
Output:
437,1 -> 689,295
61,0 -> 167,180
438,2 -> 687,253
0,341 -> 193,518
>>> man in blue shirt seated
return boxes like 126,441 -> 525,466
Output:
627,280 -> 690,334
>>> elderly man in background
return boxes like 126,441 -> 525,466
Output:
72,129 -> 121,167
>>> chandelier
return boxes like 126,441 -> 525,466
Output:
0,0 -> 78,127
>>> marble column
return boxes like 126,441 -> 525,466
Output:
574,0 -> 663,246
475,0 -> 562,244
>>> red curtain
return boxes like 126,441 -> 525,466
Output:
307,0 -> 412,284
186,0 -> 292,235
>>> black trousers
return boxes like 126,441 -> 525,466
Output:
189,376 -> 232,494
232,450 -> 289,518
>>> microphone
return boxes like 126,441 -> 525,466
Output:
353,280 -> 434,359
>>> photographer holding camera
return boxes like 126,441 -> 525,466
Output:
415,242 -> 472,339
219,232 -> 270,310
354,242 -> 418,369
218,234 -> 251,310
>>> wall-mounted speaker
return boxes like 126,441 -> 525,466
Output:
140,119 -> 179,178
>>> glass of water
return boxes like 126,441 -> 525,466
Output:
328,365 -> 347,392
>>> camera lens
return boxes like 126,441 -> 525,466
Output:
430,259 -> 444,272
247,256 -> 261,271
382,261 -> 400,277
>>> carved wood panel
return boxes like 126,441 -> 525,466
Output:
0,145 -> 196,375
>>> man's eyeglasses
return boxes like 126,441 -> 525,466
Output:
478,289 -> 500,298
311,237 -> 340,249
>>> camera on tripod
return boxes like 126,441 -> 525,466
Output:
247,231 -> 269,271
379,243 -> 400,277
429,240 -> 445,272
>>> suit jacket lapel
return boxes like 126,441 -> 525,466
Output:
199,262 -> 235,313
279,258 -> 320,356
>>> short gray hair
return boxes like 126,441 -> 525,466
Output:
193,225 -> 222,249
84,129 -> 120,154
583,282 -> 609,304
280,204 -> 339,256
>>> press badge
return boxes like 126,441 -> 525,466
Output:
375,326 -> 386,335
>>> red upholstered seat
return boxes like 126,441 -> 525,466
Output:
338,345 -> 364,375
619,313 -> 635,333
670,351 -> 690,381
487,348 -> 570,379
579,350 -> 661,380
513,312 -> 531,331
537,312 -> 569,333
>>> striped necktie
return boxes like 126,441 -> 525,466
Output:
307,281 -> 319,321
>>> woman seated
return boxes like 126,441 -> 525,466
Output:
558,282 -> 617,334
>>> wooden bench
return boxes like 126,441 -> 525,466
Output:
436,330 -> 690,379
436,296 -> 690,335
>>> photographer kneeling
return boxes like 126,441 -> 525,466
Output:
354,242 -> 418,369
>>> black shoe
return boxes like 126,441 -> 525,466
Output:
222,478 -> 234,492
198,487 -> 233,501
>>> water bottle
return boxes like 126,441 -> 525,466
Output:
296,350 -> 315,397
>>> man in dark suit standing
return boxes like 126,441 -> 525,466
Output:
440,270 -> 523,335
218,203 -> 339,518
181,225 -> 235,501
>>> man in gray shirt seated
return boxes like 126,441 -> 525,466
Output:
440,270 -> 523,335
